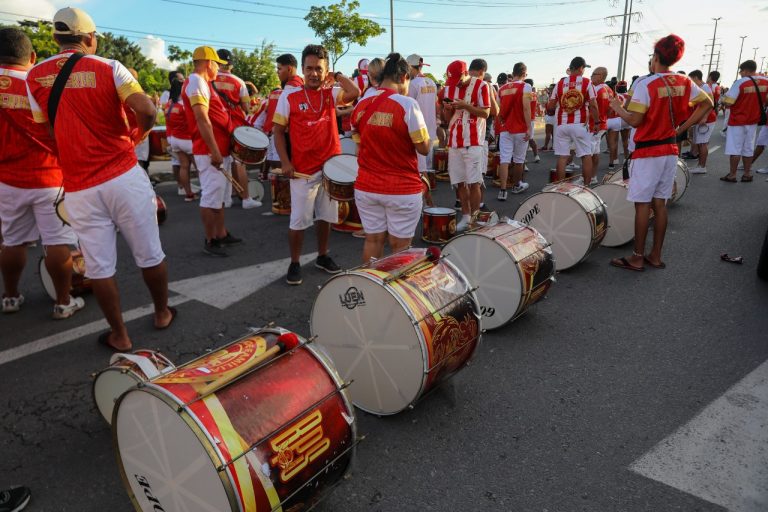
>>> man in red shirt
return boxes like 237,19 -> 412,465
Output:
497,62 -> 532,200
721,60 -> 768,182
273,44 -> 359,285
608,34 -> 712,271
258,54 -> 303,169
606,80 -> 630,169
0,27 -> 83,318
26,8 -> 174,351
590,66 -> 611,180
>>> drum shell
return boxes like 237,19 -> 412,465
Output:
422,207 -> 456,244
332,200 -> 362,232
670,159 -> 690,203
113,328 -> 355,512
149,127 -> 170,161
39,250 -> 91,301
425,170 -> 437,190
486,151 -> 500,179
322,154 -> 358,202
231,127 -> 269,165
433,148 -> 449,173
322,175 -> 355,202
269,172 -> 291,215
155,195 -> 167,225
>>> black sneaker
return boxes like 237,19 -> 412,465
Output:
454,200 -> 461,209
0,486 -> 31,512
203,239 -> 228,257
315,254 -> 341,274
218,232 -> 243,246
286,262 -> 302,285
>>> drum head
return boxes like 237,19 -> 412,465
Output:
594,182 -> 634,247
514,191 -> 592,270
340,137 -> 357,155
55,199 -> 70,226
310,273 -> 425,415
424,207 -> 455,217
234,126 -> 269,149
115,389 -> 233,511
248,180 -> 265,201
93,370 -> 142,424
324,154 -> 358,183
38,257 -> 56,301
443,234 -> 521,330
673,160 -> 689,202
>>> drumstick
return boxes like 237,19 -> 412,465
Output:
221,169 -> 246,195
383,247 -> 441,284
197,332 -> 301,396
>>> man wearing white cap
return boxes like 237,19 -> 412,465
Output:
407,54 -> 437,172
26,7 -> 174,352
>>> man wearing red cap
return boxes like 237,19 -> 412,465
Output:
608,35 -> 712,271
439,60 -> 490,231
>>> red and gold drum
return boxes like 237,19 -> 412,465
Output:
332,200 -> 363,233
421,207 -> 456,244
513,182 -> 607,270
322,154 -> 358,202
113,327 -> 357,512
38,249 -> 91,301
92,350 -> 175,424
310,248 -> 481,415
425,170 -> 437,190
155,194 -> 167,225
231,126 -> 269,166
433,148 -> 448,173
149,126 -> 170,161
443,220 -> 555,330
269,171 -> 291,215
486,151 -> 500,179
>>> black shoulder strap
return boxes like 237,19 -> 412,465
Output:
48,52 -> 86,127
747,76 -> 766,113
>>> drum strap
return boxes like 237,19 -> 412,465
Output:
357,89 -> 396,136
746,76 -> 767,126
48,52 -> 85,128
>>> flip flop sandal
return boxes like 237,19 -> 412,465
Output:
643,256 -> 666,269
610,257 -> 644,272
155,306 -> 178,330
720,253 -> 743,264
719,175 -> 737,182
741,175 -> 753,182
97,331 -> 130,353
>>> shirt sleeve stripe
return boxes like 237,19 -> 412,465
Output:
117,82 -> 144,103
627,101 -> 647,113
188,95 -> 209,107
272,112 -> 288,126
410,127 -> 430,143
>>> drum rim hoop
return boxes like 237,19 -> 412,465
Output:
233,126 -> 269,145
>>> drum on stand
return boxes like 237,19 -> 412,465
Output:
113,327 -> 357,512
310,248 -> 481,415
443,220 -> 555,330
322,154 -> 358,202
340,136 -> 357,156
92,350 -> 175,424
38,249 -> 91,301
231,126 -> 269,165
513,182 -> 608,270
269,170 -> 291,215
592,181 -> 635,247
148,126 -> 170,161
421,207 -> 457,244
670,158 -> 690,203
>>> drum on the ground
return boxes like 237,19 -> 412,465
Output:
38,249 -> 91,301
443,220 -> 555,330
269,171 -> 291,215
92,350 -> 175,425
340,136 -> 357,155
310,248 -> 481,415
433,148 -> 448,173
231,126 -> 269,165
513,182 -> 607,270
155,194 -> 167,225
549,169 -> 576,183
592,181 -> 635,247
149,126 -> 170,161
670,158 -> 690,203
247,180 -> 265,202
322,154 -> 358,202
113,327 -> 357,512
421,207 -> 456,244
332,200 -> 363,233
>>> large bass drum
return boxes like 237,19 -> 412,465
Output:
592,180 -> 635,247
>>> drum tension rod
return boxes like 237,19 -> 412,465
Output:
424,337 -> 480,373
218,381 -> 353,471
411,286 -> 480,326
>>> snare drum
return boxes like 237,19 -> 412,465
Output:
514,182 -> 607,270
322,154 -> 358,202
592,181 -> 635,247
155,194 -> 167,225
332,200 -> 363,233
443,220 -> 555,329
231,126 -> 269,165
310,248 -> 481,415
92,350 -> 175,424
486,151 -> 500,179
38,249 -> 91,301
670,158 -> 690,203
269,171 -> 291,215
340,136 -> 357,155
113,327 -> 356,512
149,126 -> 170,161
421,207 -> 457,244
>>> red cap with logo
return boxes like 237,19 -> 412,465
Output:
445,60 -> 468,87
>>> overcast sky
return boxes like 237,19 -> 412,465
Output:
3,0 -> 766,88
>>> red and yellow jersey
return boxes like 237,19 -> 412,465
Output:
26,50 -> 142,192
212,71 -> 248,127
262,76 -> 304,135
166,99 -> 191,140
0,65 -> 61,189
182,73 -> 232,156
351,88 -> 429,195
530,94 -> 538,120
723,75 -> 768,126
550,74 -> 596,126
590,83 -> 612,131
707,83 -> 720,123
627,73 -> 709,158
498,80 -> 532,134
439,76 -> 490,148
273,85 -> 350,176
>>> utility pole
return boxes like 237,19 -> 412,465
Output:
616,0 -> 629,81
761,56 -> 766,74
753,47 -> 760,61
389,0 -> 394,53
621,0 -> 634,78
715,51 -> 721,72
707,17 -> 721,76
736,36 -> 747,79
605,0 -> 641,81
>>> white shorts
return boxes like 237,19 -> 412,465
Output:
195,155 -> 233,209
545,114 -> 556,126
626,155 -> 677,203
591,130 -> 605,155
725,124 -> 758,157
448,146 -> 484,185
554,123 -> 592,158
65,165 -> 165,279
167,135 -> 180,166
756,125 -> 768,147
692,123 -> 715,145
529,122 -> 535,140
135,137 -> 149,161
499,132 -> 528,164
266,134 -> 279,161
0,183 -> 77,247
607,117 -> 629,132
169,136 -> 193,156
289,172 -> 338,230
481,141 -> 489,174
354,189 -> 422,239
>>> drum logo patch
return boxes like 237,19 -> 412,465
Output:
340,287 -> 365,309
519,203 -> 540,225
560,88 -> 584,114
0,77 -> 11,90
269,410 -> 330,483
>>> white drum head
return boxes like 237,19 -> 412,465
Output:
324,154 -> 358,183
443,234 -> 521,330
115,389 -> 233,511
248,180 -> 265,201
38,257 -> 56,301
310,273 -> 425,415
340,137 -> 357,155
673,160 -> 689,203
607,169 -> 624,183
234,126 -> 269,149
514,192 -> 592,270
93,370 -> 142,424
594,182 -> 634,247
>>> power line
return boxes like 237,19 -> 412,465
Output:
395,0 -> 599,6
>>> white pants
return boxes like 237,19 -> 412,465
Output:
0,184 -> 77,247
499,132 -> 528,164
725,124 -> 758,157
195,155 -> 233,209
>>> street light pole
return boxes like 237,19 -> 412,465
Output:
707,17 -> 721,76
621,0 -> 634,80
390,0 -> 394,53
735,36 -> 747,79
616,0 -> 630,82
753,47 -> 760,61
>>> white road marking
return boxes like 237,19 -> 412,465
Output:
630,359 -> 768,512
709,145 -> 721,154
0,253 -> 319,367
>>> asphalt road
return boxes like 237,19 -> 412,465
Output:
2,121 -> 767,512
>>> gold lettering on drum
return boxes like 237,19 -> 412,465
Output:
269,410 -> 330,483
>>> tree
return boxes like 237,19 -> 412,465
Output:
168,45 -> 193,77
230,42 -> 280,93
97,33 -> 150,72
11,20 -> 59,59
305,0 -> 385,69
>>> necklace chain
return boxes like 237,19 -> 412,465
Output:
303,86 -> 324,114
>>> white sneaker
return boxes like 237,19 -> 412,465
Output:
177,187 -> 185,196
755,167 -> 768,174
2,294 -> 24,313
589,177 -> 598,185
52,296 -> 85,319
573,176 -> 585,186
524,165 -> 530,171
224,199 -> 233,208
241,197 -> 262,209
510,182 -> 530,194
534,155 -> 541,163
566,163 -> 580,170
497,190 -> 508,201
456,217 -> 470,232
689,166 -> 707,174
